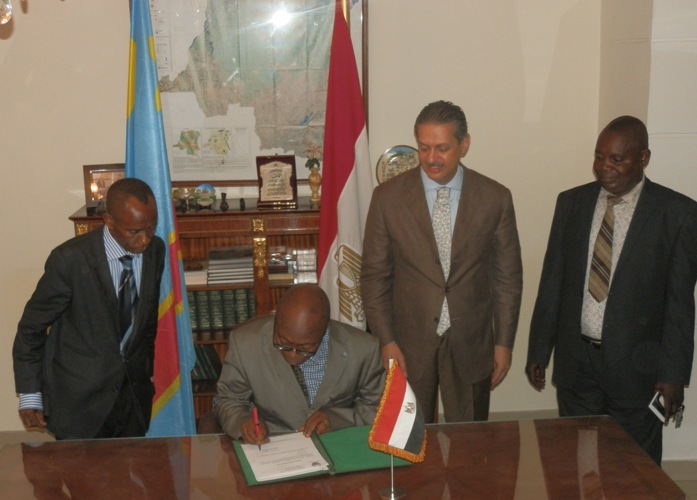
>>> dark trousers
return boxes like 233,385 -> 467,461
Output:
556,341 -> 663,464
93,376 -> 148,439
409,328 -> 491,423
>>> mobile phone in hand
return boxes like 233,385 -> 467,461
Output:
648,392 -> 666,423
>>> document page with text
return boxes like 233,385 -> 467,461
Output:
239,432 -> 331,482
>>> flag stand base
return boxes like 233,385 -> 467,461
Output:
378,486 -> 406,499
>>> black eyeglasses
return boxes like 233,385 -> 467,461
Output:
272,332 -> 324,358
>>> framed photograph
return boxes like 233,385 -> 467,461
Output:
256,155 -> 297,210
83,163 -> 125,205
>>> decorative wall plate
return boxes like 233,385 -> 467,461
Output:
195,184 -> 216,207
375,145 -> 419,184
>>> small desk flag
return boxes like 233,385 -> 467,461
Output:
368,361 -> 427,463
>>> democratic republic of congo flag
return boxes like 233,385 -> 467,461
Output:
125,0 -> 196,436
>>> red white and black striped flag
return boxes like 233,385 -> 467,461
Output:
368,361 -> 427,463
317,0 -> 374,329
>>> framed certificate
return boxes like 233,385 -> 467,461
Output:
256,155 -> 298,209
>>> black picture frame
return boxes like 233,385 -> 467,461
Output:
83,163 -> 125,205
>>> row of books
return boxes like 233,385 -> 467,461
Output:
187,288 -> 256,341
192,344 -> 223,381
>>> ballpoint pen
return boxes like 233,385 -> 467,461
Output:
253,406 -> 261,451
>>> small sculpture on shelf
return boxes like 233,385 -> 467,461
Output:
305,143 -> 322,209
219,192 -> 229,212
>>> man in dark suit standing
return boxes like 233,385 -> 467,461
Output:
526,116 -> 697,464
362,100 -> 523,422
13,178 -> 165,439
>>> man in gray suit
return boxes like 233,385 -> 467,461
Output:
362,100 -> 523,423
526,116 -> 697,464
214,284 -> 384,443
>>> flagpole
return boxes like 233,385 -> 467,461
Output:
389,356 -> 396,498
379,454 -> 406,500
389,455 -> 395,497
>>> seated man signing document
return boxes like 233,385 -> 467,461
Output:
214,284 -> 385,444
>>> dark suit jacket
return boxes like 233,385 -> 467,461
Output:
213,316 -> 385,439
361,166 -> 523,383
13,226 -> 165,438
527,178 -> 697,398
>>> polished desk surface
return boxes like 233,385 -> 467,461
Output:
0,417 -> 684,499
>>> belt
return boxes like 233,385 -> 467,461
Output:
581,334 -> 601,349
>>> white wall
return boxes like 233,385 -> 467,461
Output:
1,0 -> 694,461
646,0 -> 697,461
0,1 -> 130,431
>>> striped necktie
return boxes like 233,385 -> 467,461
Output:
118,255 -> 138,340
588,196 -> 621,302
433,187 -> 451,335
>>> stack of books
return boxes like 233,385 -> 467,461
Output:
207,245 -> 254,285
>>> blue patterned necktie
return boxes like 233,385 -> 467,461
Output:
433,187 -> 451,335
118,255 -> 138,340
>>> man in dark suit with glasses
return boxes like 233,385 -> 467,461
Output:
214,284 -> 385,444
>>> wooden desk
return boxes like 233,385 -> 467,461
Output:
0,417 -> 684,499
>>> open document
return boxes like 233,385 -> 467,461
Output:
232,426 -> 412,486
238,432 -> 331,482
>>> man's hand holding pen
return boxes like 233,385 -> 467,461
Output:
241,412 -> 269,447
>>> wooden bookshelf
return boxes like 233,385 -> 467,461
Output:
69,197 -> 319,423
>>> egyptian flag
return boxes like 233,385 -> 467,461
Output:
317,0 -> 374,329
368,361 -> 427,462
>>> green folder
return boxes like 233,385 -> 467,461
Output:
232,425 -> 411,486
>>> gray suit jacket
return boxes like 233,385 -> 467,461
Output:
527,178 -> 697,398
361,166 -> 523,383
213,316 -> 385,438
13,226 -> 165,438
